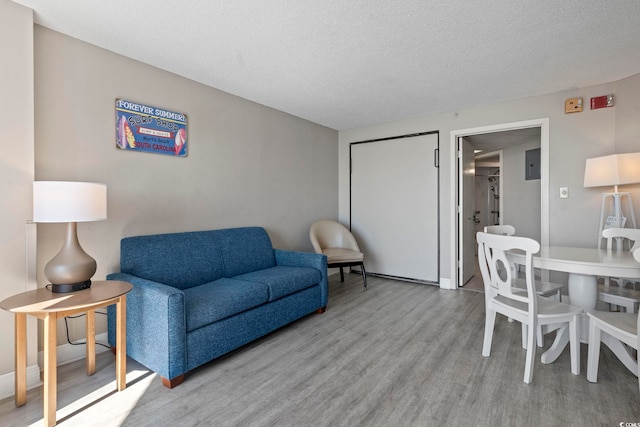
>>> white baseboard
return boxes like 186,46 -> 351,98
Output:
0,332 -> 110,401
0,364 -> 41,401
439,277 -> 453,289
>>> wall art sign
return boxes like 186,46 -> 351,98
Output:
115,99 -> 187,157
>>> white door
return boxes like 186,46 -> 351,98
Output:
460,138 -> 476,285
350,132 -> 439,283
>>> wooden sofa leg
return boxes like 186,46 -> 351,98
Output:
315,307 -> 326,314
113,346 -> 186,389
162,375 -> 185,389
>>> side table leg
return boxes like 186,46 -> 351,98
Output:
86,309 -> 96,375
14,313 -> 27,407
43,313 -> 57,427
116,296 -> 127,391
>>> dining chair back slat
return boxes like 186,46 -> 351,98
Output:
478,232 -> 536,305
483,225 -> 516,236
598,227 -> 640,313
602,227 -> 640,252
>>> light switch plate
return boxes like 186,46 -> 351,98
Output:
560,187 -> 569,199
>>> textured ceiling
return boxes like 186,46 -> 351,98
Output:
12,0 -> 640,130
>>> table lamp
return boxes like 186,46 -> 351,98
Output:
33,181 -> 107,293
584,152 -> 640,194
584,152 -> 640,246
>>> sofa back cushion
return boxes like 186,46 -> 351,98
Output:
120,231 -> 224,289
120,227 -> 277,289
213,227 -> 276,277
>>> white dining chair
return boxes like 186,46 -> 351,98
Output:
598,227 -> 640,313
477,231 -> 582,384
483,225 -> 566,301
586,309 -> 638,387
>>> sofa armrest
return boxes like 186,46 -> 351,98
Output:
274,250 -> 328,307
106,272 -> 187,380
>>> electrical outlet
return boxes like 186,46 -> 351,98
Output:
560,187 -> 569,199
565,98 -> 583,114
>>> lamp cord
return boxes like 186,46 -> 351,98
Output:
43,284 -> 111,350
64,312 -> 111,350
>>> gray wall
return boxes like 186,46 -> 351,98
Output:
0,1 -> 36,381
339,73 -> 640,286
502,140 -> 542,242
615,74 -> 640,154
30,28 -> 338,349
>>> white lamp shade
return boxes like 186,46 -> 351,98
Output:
33,181 -> 107,223
584,153 -> 640,188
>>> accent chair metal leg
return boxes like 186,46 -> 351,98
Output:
360,262 -> 367,290
339,267 -> 344,282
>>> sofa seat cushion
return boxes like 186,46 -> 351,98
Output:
236,266 -> 322,301
183,278 -> 269,332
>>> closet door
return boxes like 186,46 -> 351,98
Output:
350,132 -> 439,283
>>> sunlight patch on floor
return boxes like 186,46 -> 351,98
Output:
27,369 -> 156,427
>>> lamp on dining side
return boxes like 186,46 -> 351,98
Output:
33,181 -> 107,293
584,153 -> 640,246
584,153 -> 640,193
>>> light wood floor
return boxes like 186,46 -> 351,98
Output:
2,273 -> 639,426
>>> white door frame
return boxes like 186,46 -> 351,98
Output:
448,118 -> 549,290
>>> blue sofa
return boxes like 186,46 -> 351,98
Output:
107,227 -> 328,388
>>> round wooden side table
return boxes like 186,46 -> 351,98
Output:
0,280 -> 132,427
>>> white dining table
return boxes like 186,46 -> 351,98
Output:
508,246 -> 640,375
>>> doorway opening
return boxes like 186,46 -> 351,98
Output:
475,151 -> 501,230
459,150 -> 502,291
449,118 -> 550,290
